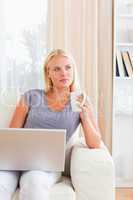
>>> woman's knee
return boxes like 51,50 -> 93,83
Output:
0,171 -> 19,198
20,170 -> 61,188
19,170 -> 62,199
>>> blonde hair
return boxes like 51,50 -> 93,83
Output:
43,49 -> 80,92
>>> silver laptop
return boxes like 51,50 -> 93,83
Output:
0,128 -> 66,171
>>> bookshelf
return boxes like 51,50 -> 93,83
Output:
113,0 -> 133,187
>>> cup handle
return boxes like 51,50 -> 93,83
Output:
80,92 -> 86,106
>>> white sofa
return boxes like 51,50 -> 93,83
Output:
0,89 -> 115,200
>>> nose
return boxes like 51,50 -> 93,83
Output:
60,68 -> 67,75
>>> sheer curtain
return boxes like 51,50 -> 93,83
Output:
0,0 -> 48,93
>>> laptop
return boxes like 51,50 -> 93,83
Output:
0,128 -> 66,171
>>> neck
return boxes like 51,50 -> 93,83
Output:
51,87 -> 70,100
53,87 -> 70,94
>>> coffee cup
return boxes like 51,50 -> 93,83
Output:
70,91 -> 86,112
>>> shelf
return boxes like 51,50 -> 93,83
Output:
117,43 -> 133,47
118,14 -> 133,18
115,177 -> 133,188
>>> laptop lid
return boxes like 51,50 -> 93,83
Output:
0,128 -> 66,171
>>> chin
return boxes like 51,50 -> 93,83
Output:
58,84 -> 70,90
59,82 -> 71,87
57,80 -> 72,89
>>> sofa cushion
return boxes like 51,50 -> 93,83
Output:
71,143 -> 115,200
0,88 -> 20,127
12,177 -> 75,200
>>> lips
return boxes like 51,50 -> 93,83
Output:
60,79 -> 69,82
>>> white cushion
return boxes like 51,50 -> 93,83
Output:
50,177 -> 75,200
12,177 -> 75,200
0,88 -> 20,127
71,142 -> 115,200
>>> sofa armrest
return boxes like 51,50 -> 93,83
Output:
70,140 -> 115,200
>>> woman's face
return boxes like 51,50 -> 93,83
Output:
47,55 -> 74,90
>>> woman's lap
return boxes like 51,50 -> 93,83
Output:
0,170 -> 19,189
0,170 -> 19,199
0,170 -> 61,200
18,170 -> 62,200
0,131 -> 78,198
20,170 -> 62,188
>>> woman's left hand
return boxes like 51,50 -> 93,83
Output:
77,95 -> 101,148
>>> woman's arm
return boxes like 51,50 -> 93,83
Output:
79,98 -> 101,148
9,96 -> 29,128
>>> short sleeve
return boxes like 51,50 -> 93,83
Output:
22,89 -> 43,108
22,90 -> 32,108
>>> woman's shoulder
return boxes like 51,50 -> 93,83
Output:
23,89 -> 44,107
23,89 -> 44,96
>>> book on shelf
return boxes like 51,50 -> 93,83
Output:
116,50 -> 126,77
128,52 -> 133,69
116,57 -> 120,77
122,51 -> 133,77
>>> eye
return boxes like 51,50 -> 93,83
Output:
66,65 -> 72,70
54,67 -> 60,72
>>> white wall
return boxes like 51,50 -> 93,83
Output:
113,114 -> 133,187
113,78 -> 133,187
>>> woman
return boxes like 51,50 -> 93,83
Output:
0,49 -> 101,200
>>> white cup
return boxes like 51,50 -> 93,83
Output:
70,91 -> 86,112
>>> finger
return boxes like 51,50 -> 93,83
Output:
81,103 -> 88,108
76,96 -> 83,103
79,104 -> 87,111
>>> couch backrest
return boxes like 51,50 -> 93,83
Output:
0,89 -> 21,127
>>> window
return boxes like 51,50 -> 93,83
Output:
0,0 -> 48,92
